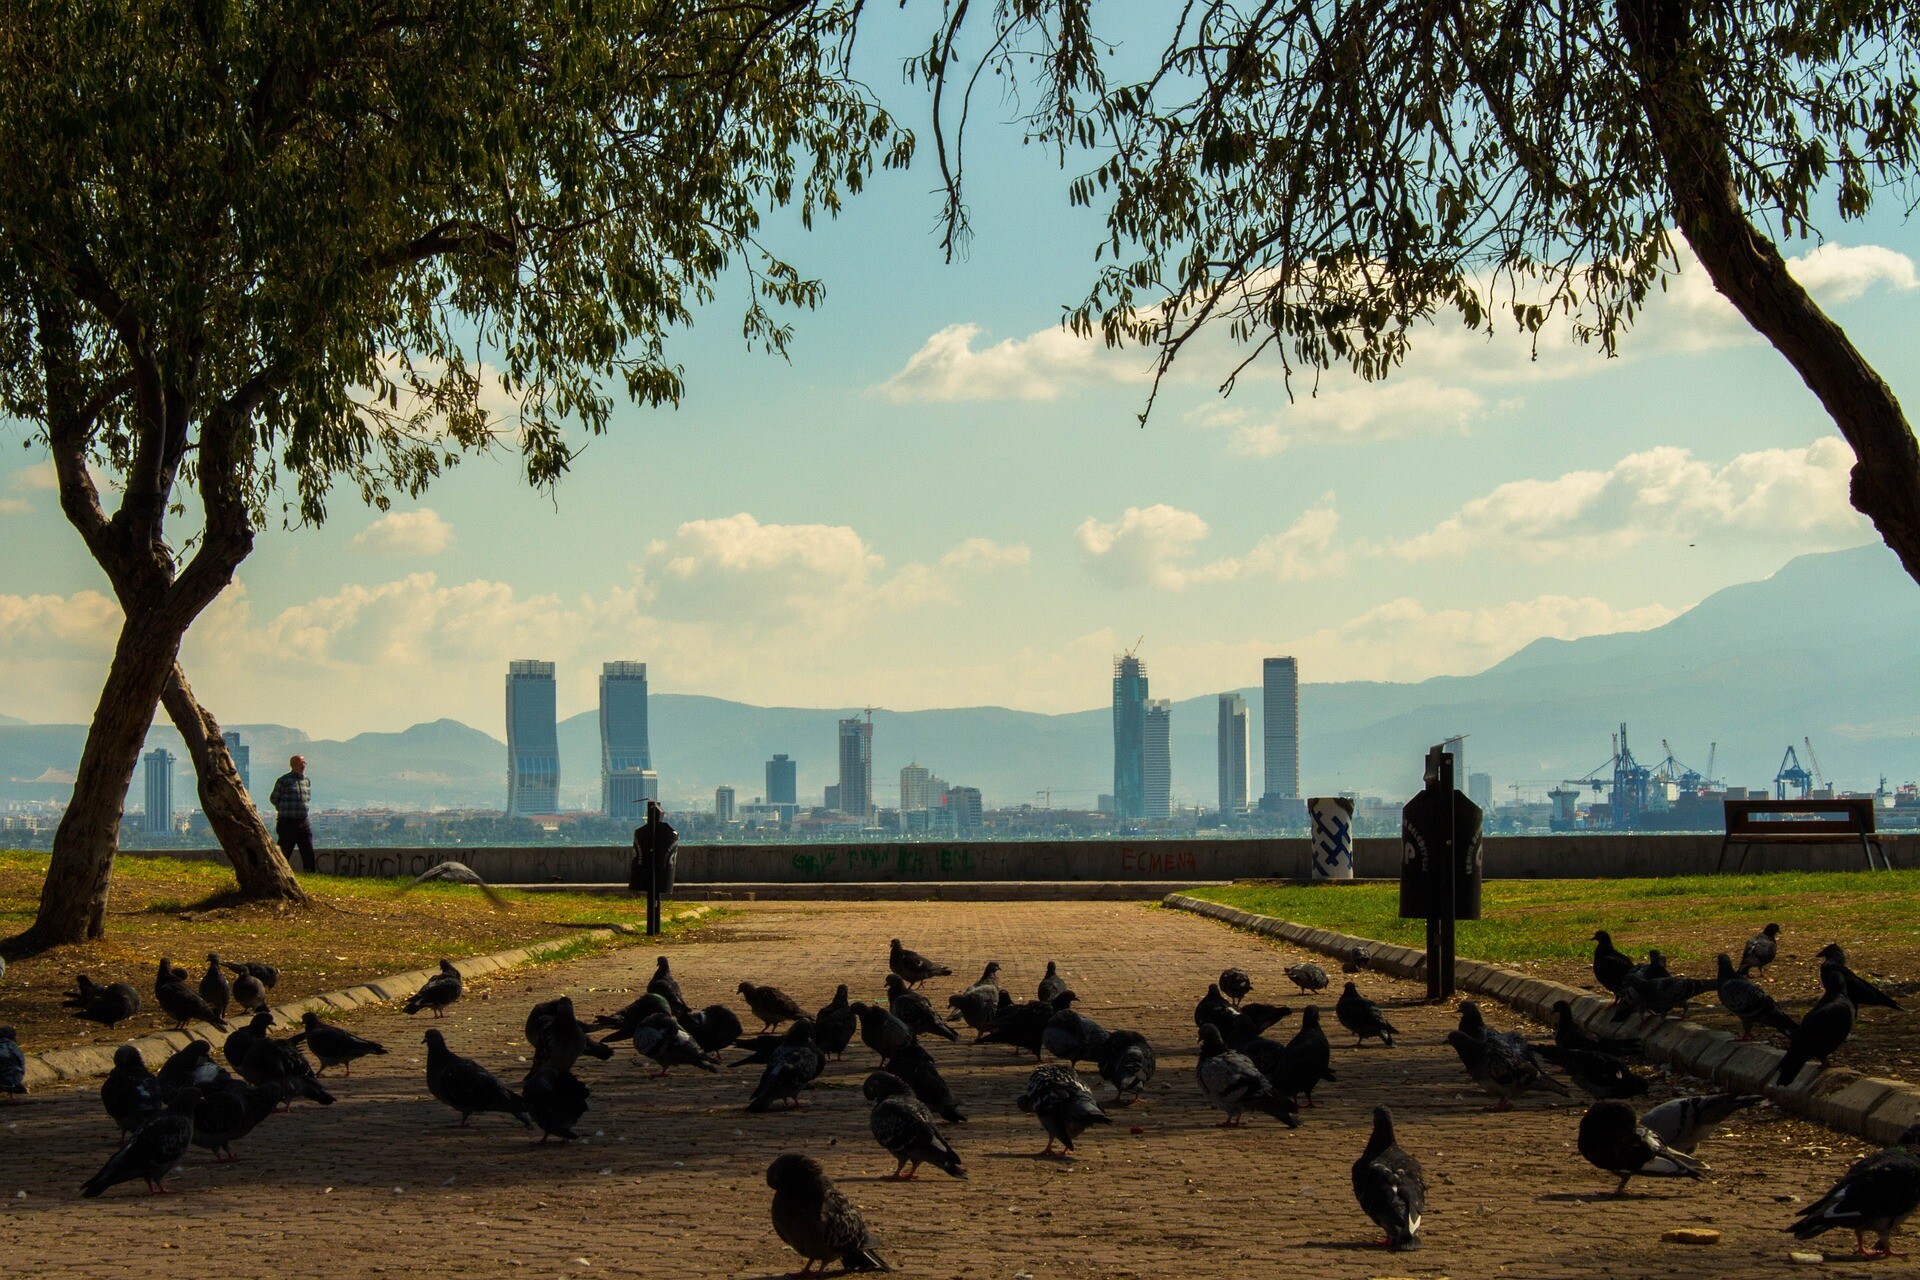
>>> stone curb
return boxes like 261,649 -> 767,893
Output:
18,904 -> 712,1089
1163,893 -> 1920,1147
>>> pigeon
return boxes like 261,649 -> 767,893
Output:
946,964 -> 1003,1035
1577,1099 -> 1708,1195
527,997 -> 613,1073
1342,947 -> 1372,974
1352,1105 -> 1425,1251
648,956 -> 693,1020
631,1012 -> 720,1076
883,1039 -> 967,1123
593,992 -> 672,1043
522,1064 -> 590,1143
404,959 -> 464,1017
1037,961 -> 1068,1004
156,1041 -> 224,1098
850,1000 -> 915,1065
888,938 -> 951,987
1196,1023 -> 1299,1128
1535,1044 -> 1649,1099
1336,982 -> 1398,1047
1715,953 -> 1799,1041
223,1011 -> 274,1074
738,981 -> 804,1033
864,1071 -> 966,1179
296,1011 -> 389,1077
405,859 -> 511,908
155,959 -> 229,1031
102,1045 -> 167,1134
198,954 -> 232,1021
64,975 -> 140,1027
815,986 -> 859,1059
222,959 -> 280,991
1640,1093 -> 1763,1153
978,994 -> 1068,1061
1551,1000 -> 1640,1057
747,1020 -> 826,1112
766,1153 -> 891,1275
190,1077 -> 277,1161
1196,985 -> 1289,1048
886,974 -> 959,1043
238,1028 -> 335,1108
1284,962 -> 1330,993
1271,1007 -> 1338,1106
681,1003 -> 745,1055
229,971 -> 267,1013
1591,930 -> 1636,996
1017,1063 -> 1111,1156
1817,944 -> 1904,1013
1096,1029 -> 1156,1104
1457,1000 -> 1548,1072
1043,1007 -> 1109,1065
1445,1028 -> 1568,1110
1778,964 -> 1856,1086
0,1026 -> 24,1101
80,1088 -> 199,1197
423,1029 -> 530,1127
1219,968 -> 1253,1005
1739,923 -> 1782,978
1609,966 -> 1715,1024
1195,983 -> 1239,1034
731,1031 -> 794,1067
1788,1123 -> 1920,1258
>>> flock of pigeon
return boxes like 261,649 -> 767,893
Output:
4,923 -> 1920,1268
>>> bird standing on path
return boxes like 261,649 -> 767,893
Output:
296,1011 -> 389,1077
1577,1099 -> 1707,1196
1017,1064 -> 1111,1157
946,964 -> 1002,1036
158,1041 -> 222,1098
1640,1094 -> 1762,1154
630,1013 -> 720,1077
155,959 -> 229,1032
1739,923 -> 1782,979
888,938 -> 952,988
1284,962 -> 1329,994
522,1064 -> 590,1143
885,974 -> 959,1043
1335,982 -> 1398,1047
849,1001 -> 915,1065
815,986 -> 858,1059
648,956 -> 693,1020
884,1039 -> 968,1124
1550,1000 -> 1639,1057
423,1029 -> 530,1128
1715,953 -> 1799,1041
1272,1007 -> 1338,1107
102,1045 -> 166,1134
1037,961 -> 1068,1004
738,981 -> 805,1033
1352,1105 -> 1425,1251
1788,1123 -> 1920,1258
1591,930 -> 1636,996
1445,1029 -> 1568,1110
1097,1029 -> 1156,1105
1817,944 -> 1904,1013
747,1020 -> 826,1113
404,960 -> 464,1018
1195,1024 -> 1299,1128
80,1088 -> 200,1197
1219,968 -> 1253,1005
190,1078 -> 277,1162
1778,965 -> 1856,1086
198,955 -> 231,1022
863,1071 -> 965,1180
767,1153 -> 892,1276
65,976 -> 140,1027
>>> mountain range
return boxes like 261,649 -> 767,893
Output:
2,542 -> 1916,811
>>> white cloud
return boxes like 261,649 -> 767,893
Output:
15,463 -> 58,492
0,498 -> 29,516
876,322 -> 1148,403
1789,243 -> 1920,304
1077,496 -> 1345,589
1394,438 -> 1867,561
350,508 -> 455,556
1196,377 -> 1490,458
939,538 -> 1032,571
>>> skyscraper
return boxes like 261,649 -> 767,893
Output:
505,659 -> 560,815
945,785 -> 983,833
1261,656 -> 1301,806
1112,654 -> 1149,821
222,731 -> 251,799
142,748 -> 175,836
766,754 -> 798,805
715,784 -> 737,822
836,717 -> 873,821
1217,694 -> 1249,814
600,661 -> 652,819
1468,771 -> 1494,810
900,763 -> 933,812
1144,698 -> 1173,820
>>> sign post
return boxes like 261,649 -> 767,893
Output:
1400,743 -> 1484,1000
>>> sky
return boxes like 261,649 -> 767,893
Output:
0,13 -> 1912,741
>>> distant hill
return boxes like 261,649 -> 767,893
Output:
1,542 -> 1915,810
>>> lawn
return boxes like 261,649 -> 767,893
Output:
0,849 -> 714,1055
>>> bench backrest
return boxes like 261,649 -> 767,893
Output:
1723,797 -> 1877,836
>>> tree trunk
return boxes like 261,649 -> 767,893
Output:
160,665 -> 309,904
1618,0 -> 1920,585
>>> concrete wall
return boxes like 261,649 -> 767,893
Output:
233,831 -> 1917,884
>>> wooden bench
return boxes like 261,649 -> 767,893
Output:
1716,797 -> 1892,872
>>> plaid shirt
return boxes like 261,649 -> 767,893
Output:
269,771 -> 311,824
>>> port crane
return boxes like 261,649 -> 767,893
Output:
1804,737 -> 1830,791
1775,745 -> 1814,800
1562,723 -> 1653,831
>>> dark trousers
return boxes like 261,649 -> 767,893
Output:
278,819 -> 316,873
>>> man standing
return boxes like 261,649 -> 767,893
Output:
270,755 -> 316,874
631,800 -> 678,936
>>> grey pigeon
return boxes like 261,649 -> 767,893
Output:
198,954 -> 231,1021
1577,1098 -> 1707,1195
1284,962 -> 1329,993
190,1077 -> 277,1161
1789,1123 -> 1920,1258
767,1153 -> 891,1274
1196,1023 -> 1299,1128
221,959 -> 279,991
850,1000 -> 915,1065
64,975 -> 140,1027
1097,1029 -> 1156,1104
1550,1000 -> 1640,1057
1608,964 -> 1714,1023
946,963 -> 1002,1036
423,1028 -> 530,1127
406,859 -> 510,908
0,1026 -> 24,1100
1042,1007 -> 1109,1065
885,974 -> 959,1043
1336,982 -> 1397,1047
238,1028 -> 336,1108
888,938 -> 951,987
1715,952 -> 1799,1041
1273,1007 -> 1337,1106
1817,944 -> 1903,1012
1219,967 -> 1253,1005
1195,983 -> 1238,1033
1640,1093 -> 1762,1154
1352,1105 -> 1425,1251
1591,930 -> 1637,995
681,1003 -> 745,1055
102,1045 -> 166,1134
229,971 -> 267,1013
648,955 -> 693,1020
297,1011 -> 389,1077
155,959 -> 229,1031
1778,964 -> 1855,1086
1037,960 -> 1068,1004
1017,1063 -> 1111,1156
404,959 -> 464,1017
522,1064 -> 590,1143
1457,1000 -> 1547,1072
80,1088 -> 199,1197
631,1012 -> 720,1076
1445,1028 -> 1569,1110
815,986 -> 858,1058
747,1020 -> 826,1112
592,992 -> 671,1043
526,996 -> 612,1073
156,1041 -> 223,1098
738,981 -> 804,1033
884,1039 -> 967,1123
223,1010 -> 274,1074
978,994 -> 1067,1060
864,1071 -> 965,1179
1343,947 -> 1372,974
1739,923 -> 1781,978
1535,1044 -> 1648,1099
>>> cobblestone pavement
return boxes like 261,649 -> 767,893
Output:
0,902 -> 1892,1279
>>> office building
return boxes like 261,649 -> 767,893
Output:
1261,656 -> 1301,806
222,731 -> 251,798
715,784 -> 737,822
900,763 -> 933,812
1112,655 -> 1149,821
505,659 -> 560,815
945,785 -> 983,833
1443,735 -> 1467,789
1144,698 -> 1172,820
765,754 -> 798,806
599,661 -> 652,819
1217,694 -> 1249,814
824,783 -> 842,812
1468,771 -> 1494,810
142,748 -> 175,836
837,717 -> 873,820
606,768 -> 659,821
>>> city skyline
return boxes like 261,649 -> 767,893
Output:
505,659 -> 560,816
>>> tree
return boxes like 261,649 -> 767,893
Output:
922,1 -> 1920,572
0,0 -> 905,951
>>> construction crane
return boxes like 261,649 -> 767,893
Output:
1804,737 -> 1829,791
1705,742 -> 1717,789
1775,745 -> 1813,800
1562,723 -> 1653,830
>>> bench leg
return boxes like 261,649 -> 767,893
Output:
1716,834 -> 1731,874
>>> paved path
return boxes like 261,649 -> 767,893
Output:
0,902 -> 1884,1278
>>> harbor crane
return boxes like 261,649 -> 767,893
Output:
1804,737 -> 1830,791
1775,745 -> 1814,800
1563,723 -> 1653,831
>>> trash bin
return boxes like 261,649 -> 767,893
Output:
1308,796 -> 1356,880
1398,786 -> 1484,920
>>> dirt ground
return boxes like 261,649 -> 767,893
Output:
0,900 -> 1898,1279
